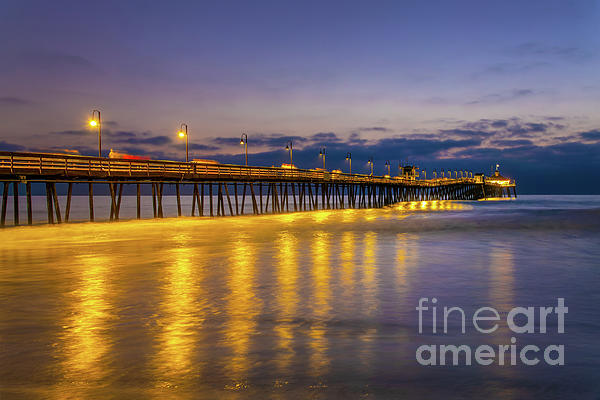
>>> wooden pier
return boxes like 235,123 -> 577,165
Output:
0,151 -> 517,226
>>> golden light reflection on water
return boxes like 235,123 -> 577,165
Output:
362,231 -> 377,315
489,245 -> 515,329
311,210 -> 334,224
154,244 -> 203,382
60,254 -> 112,385
310,231 -> 332,378
488,245 -> 516,391
358,231 -> 378,372
396,200 -> 472,212
340,208 -> 358,223
275,231 -> 299,374
363,208 -> 378,221
225,235 -> 260,384
396,233 -> 419,289
340,231 -> 356,297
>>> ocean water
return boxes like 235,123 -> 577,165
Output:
0,195 -> 599,399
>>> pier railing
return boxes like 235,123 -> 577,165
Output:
0,151 -> 475,186
0,151 -> 516,226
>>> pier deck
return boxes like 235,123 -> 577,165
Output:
0,151 -> 516,225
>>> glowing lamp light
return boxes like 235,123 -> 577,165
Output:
178,131 -> 186,138
89,120 -> 98,127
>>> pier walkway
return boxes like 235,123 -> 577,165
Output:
0,151 -> 516,225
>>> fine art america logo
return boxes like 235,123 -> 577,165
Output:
415,298 -> 567,366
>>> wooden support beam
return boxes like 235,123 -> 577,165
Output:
241,183 -> 247,214
1,182 -> 8,226
45,183 -> 54,224
209,183 -> 213,217
259,183 -> 263,214
109,183 -> 117,221
51,183 -> 61,223
273,183 -> 279,213
26,181 -> 32,225
157,183 -> 164,218
115,183 -> 123,220
136,183 -> 141,219
89,183 -> 94,222
152,183 -> 157,218
199,183 -> 204,216
176,183 -> 181,217
221,185 -> 225,216
65,182 -> 72,222
265,183 -> 271,212
217,183 -> 223,216
13,182 -> 19,226
249,183 -> 259,214
192,183 -> 198,216
224,183 -> 234,216
234,182 -> 239,215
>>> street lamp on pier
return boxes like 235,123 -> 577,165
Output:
319,146 -> 326,169
384,160 -> 391,176
367,157 -> 374,176
178,123 -> 189,162
89,109 -> 102,157
240,133 -> 248,166
345,152 -> 352,174
285,141 -> 293,166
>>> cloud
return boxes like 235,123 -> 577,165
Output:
472,61 -> 550,78
49,129 -> 88,136
506,122 -> 550,136
511,42 -> 592,62
579,130 -> 600,141
356,127 -> 391,132
348,132 -> 368,146
310,132 -> 342,144
212,133 -> 309,148
105,130 -> 136,138
466,89 -> 536,105
450,118 -> 564,140
114,135 -> 172,146
0,96 -> 32,106
439,129 -> 490,139
0,141 -> 25,152
19,50 -> 94,70
187,143 -> 220,151
490,139 -> 534,147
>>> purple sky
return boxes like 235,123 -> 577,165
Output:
1,0 -> 599,192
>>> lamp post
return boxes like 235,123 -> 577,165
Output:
178,123 -> 189,162
319,146 -> 326,169
89,109 -> 102,157
345,152 -> 352,174
285,141 -> 293,166
367,157 -> 373,176
384,160 -> 391,176
240,133 -> 248,166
